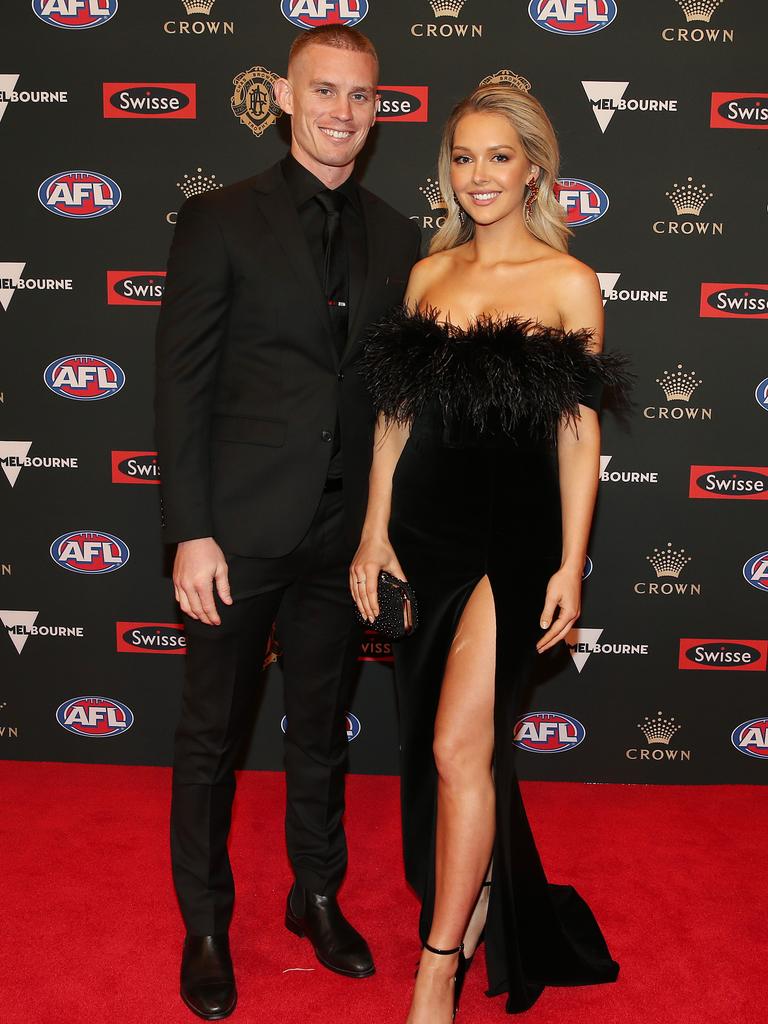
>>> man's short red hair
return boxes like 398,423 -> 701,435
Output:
288,25 -> 379,76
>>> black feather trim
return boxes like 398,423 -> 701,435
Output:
360,305 -> 633,438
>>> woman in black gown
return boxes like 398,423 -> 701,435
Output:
351,85 -> 625,1020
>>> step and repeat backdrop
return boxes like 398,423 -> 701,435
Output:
1,0 -> 766,783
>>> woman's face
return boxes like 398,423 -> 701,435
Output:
449,111 -> 537,228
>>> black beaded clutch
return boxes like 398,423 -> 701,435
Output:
354,570 -> 419,639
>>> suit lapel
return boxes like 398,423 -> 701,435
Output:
343,190 -> 384,366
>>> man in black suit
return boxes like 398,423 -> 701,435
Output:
155,25 -> 420,1020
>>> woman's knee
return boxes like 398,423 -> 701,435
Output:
433,728 -> 490,785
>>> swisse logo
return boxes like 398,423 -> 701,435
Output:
0,263 -> 73,312
513,712 -> 585,753
554,179 -> 609,227
50,530 -> 129,574
0,610 -> 84,655
582,82 -> 678,134
33,0 -> 119,30
411,0 -> 483,39
111,451 -> 160,485
689,466 -> 768,500
359,628 -> 393,662
281,0 -> 368,29
107,271 -> 166,306
597,273 -> 668,305
376,86 -> 429,123
116,622 -> 186,654
711,93 -> 768,130
679,639 -> 768,672
56,696 -> 133,738
566,627 -> 649,673
528,0 -> 617,35
0,441 -> 79,488
103,83 -> 196,119
743,552 -> 768,593
38,170 -> 121,219
732,718 -> 768,759
44,355 -> 125,401
700,283 -> 768,320
281,712 -> 362,742
600,455 -> 659,485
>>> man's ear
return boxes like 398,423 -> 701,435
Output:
273,77 -> 293,115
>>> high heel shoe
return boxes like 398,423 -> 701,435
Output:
422,941 -> 465,1020
459,879 -> 492,995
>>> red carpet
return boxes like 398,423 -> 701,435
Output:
1,764 -> 763,1024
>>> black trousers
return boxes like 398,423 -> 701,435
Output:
170,490 -> 361,936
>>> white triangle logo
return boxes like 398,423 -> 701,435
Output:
582,81 -> 629,133
0,75 -> 20,126
600,455 -> 612,477
0,262 -> 26,312
0,441 -> 32,487
0,610 -> 39,655
596,272 -> 621,306
566,627 -> 604,674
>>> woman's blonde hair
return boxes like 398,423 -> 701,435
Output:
430,85 -> 571,255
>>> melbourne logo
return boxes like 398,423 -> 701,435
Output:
566,627 -> 649,673
281,713 -> 361,742
33,0 -> 118,30
0,441 -> 78,488
662,0 -> 734,43
643,363 -> 712,421
528,0 -> 617,35
56,696 -> 133,737
111,451 -> 160,484
103,83 -> 196,119
743,552 -> 768,593
411,0 -> 483,39
597,273 -> 668,305
634,542 -> 701,597
678,639 -> 768,671
0,263 -> 73,311
231,66 -> 282,138
554,179 -> 609,227
116,622 -> 186,653
756,378 -> 768,413
163,0 -> 234,34
732,718 -> 768,759
582,81 -> 677,133
600,454 -> 659,485
710,93 -> 768,130
376,86 -> 429,123
107,271 -> 166,306
0,75 -> 68,124
626,711 -> 691,762
690,466 -> 768,500
281,0 -> 368,29
38,170 -> 121,219
50,531 -> 129,574
652,177 -> 723,236
699,284 -> 768,319
44,355 -> 125,401
513,712 -> 586,753
0,610 -> 84,655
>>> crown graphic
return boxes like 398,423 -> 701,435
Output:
665,177 -> 713,216
182,0 -> 216,14
419,176 -> 447,211
429,0 -> 467,17
656,363 -> 703,402
177,167 -> 223,199
646,542 -> 692,579
638,711 -> 682,745
675,0 -> 724,23
479,69 -> 532,92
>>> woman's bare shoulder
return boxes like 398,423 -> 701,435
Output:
405,248 -> 462,306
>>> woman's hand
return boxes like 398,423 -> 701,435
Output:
536,565 -> 582,653
350,535 -> 406,624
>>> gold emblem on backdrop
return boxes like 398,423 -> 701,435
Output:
231,66 -> 282,138
478,69 -> 532,92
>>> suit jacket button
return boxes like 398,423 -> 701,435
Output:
337,372 -> 344,382
321,430 -> 333,443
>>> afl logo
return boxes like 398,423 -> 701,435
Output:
281,712 -> 361,742
744,552 -> 768,593
50,530 -> 129,574
731,718 -> 768,759
38,170 -> 121,219
513,712 -> 586,753
280,0 -> 368,30
56,696 -> 133,738
44,354 -> 125,401
583,556 -> 593,580
528,0 -> 617,36
554,178 -> 609,226
32,0 -> 119,30
756,378 -> 768,413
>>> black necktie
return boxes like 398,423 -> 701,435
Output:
315,188 -> 349,359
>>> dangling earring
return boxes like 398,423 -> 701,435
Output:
524,176 -> 539,223
453,191 -> 465,225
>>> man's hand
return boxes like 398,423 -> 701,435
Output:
173,537 -> 232,626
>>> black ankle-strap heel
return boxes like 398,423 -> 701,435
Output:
422,942 -> 466,1020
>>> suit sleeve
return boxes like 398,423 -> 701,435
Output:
154,199 -> 232,544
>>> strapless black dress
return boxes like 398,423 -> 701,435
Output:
361,308 -> 628,1014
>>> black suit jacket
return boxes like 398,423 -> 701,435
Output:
155,160 -> 421,557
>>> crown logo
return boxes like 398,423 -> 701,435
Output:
429,0 -> 467,17
656,363 -> 703,402
419,176 -> 447,211
478,69 -> 532,92
646,542 -> 692,579
182,0 -> 216,14
665,177 -> 713,216
675,0 -> 724,22
638,711 -> 682,745
177,167 -> 223,199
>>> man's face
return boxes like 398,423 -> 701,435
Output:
276,43 -> 378,177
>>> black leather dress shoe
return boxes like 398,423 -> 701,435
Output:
285,882 -> 375,978
180,933 -> 237,1020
